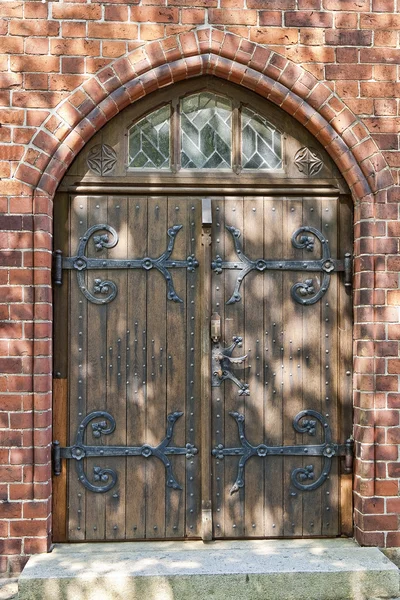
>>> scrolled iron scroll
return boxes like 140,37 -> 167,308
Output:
290,227 -> 332,306
73,411 -> 118,494
290,409 -> 335,491
75,224 -> 119,305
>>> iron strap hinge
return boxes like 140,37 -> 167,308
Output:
53,411 -> 198,494
212,225 -> 352,306
212,410 -> 354,494
53,223 -> 199,305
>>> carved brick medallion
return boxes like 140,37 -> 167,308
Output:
294,146 -> 323,177
87,144 -> 117,176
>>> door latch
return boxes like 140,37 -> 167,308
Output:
212,336 -> 249,396
210,312 -> 221,343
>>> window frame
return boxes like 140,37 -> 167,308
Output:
126,89 -> 285,175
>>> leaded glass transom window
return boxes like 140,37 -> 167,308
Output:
127,93 -> 282,172
242,107 -> 282,170
181,93 -> 232,169
128,105 -> 170,169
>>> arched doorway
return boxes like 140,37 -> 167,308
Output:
52,77 -> 353,542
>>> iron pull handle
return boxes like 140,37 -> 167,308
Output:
215,353 -> 248,366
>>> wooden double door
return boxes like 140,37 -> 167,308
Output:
53,192 -> 353,542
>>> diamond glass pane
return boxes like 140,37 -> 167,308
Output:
241,107 -> 282,170
181,93 -> 232,169
128,105 -> 171,169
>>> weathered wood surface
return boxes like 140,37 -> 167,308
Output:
56,192 -> 352,542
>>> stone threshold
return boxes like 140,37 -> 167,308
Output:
19,538 -> 399,600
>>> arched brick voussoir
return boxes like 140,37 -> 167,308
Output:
15,27 -> 394,202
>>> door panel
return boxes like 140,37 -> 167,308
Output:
53,192 -> 352,541
210,195 -> 352,538
58,194 -> 202,541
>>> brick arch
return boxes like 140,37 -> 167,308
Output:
16,27 -> 393,201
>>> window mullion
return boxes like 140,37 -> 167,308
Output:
171,98 -> 179,173
232,101 -> 241,174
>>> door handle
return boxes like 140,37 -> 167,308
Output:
211,336 -> 249,396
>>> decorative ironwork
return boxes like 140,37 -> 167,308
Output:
58,224 -> 199,304
294,146 -> 323,177
212,225 -> 349,306
212,410 -> 352,494
212,336 -> 249,396
87,144 -> 117,176
53,411 -> 197,493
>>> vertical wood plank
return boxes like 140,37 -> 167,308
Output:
283,197 -> 304,537
165,197 -> 187,538
126,197 -> 148,539
85,196 -> 108,540
186,199 -> 202,538
263,197 -> 284,537
211,198 -> 226,538
68,195 -> 88,540
243,196 -> 265,537
105,196 -> 127,540
145,197 -> 167,539
301,197 -> 323,536
223,196 -> 245,538
321,196 -> 340,536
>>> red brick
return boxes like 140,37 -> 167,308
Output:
0,540 -> 21,555
326,65 -> 372,80
24,2 -> 48,19
181,9 -> 205,24
9,20 -> 59,37
326,30 -> 372,45
209,9 -> 257,25
285,11 -> 332,27
0,38 -> 23,54
61,22 -> 86,38
130,7 -> 178,22
248,0 -> 295,5
23,538 -> 49,554
88,23 -> 138,39
0,502 -> 22,519
51,39 -> 100,57
361,13 -> 400,29
251,28 -> 298,46
0,2 -> 23,17
259,11 -> 283,26
52,3 -> 101,19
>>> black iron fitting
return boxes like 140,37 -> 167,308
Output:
212,410 -> 354,494
53,223 -> 199,305
52,410 -> 198,494
212,225 -> 352,306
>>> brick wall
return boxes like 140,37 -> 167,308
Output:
1,0 -> 399,575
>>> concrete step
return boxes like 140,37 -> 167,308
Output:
19,539 -> 399,600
